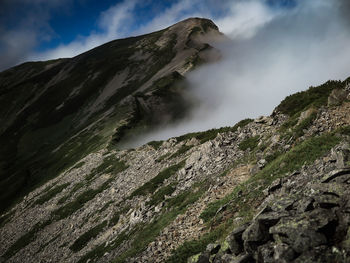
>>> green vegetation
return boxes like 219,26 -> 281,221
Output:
156,152 -> 171,162
166,222 -> 229,263
57,182 -> 85,204
37,233 -> 60,254
78,183 -> 207,263
0,26 -> 178,215
33,183 -> 70,206
98,200 -> 114,214
150,71 -> 184,95
280,110 -> 318,140
337,125 -> 350,136
70,221 -> 107,252
76,208 -> 131,262
147,140 -> 163,150
90,155 -> 129,177
147,184 -> 176,207
275,80 -> 342,116
187,132 -> 340,259
188,26 -> 202,39
113,183 -> 208,263
279,113 -> 300,133
77,229 -> 128,263
170,145 -> 193,158
293,111 -> 317,138
265,150 -> 283,164
176,119 -> 253,144
238,136 -> 260,151
200,132 -> 341,223
72,161 -> 85,170
53,179 -> 112,221
3,219 -> 51,260
129,160 -> 185,199
0,210 -> 15,229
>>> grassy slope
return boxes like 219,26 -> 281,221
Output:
0,26 -> 187,214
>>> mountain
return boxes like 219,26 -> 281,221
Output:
1,18 -> 350,263
0,18 -> 221,213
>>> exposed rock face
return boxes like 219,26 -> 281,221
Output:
328,88 -> 349,106
194,144 -> 350,263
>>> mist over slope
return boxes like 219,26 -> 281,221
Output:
1,70 -> 350,263
127,0 -> 350,147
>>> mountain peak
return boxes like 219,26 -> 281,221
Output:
171,17 -> 219,32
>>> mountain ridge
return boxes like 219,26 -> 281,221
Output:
1,18 -> 350,263
0,17 -> 221,213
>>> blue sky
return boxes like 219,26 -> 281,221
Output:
0,0 -> 299,70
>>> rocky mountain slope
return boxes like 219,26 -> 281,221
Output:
0,18 -> 221,214
1,19 -> 350,263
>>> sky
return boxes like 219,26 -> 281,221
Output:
1,0 -> 350,145
0,0 -> 297,71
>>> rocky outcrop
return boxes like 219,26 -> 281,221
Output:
328,88 -> 349,106
194,143 -> 350,263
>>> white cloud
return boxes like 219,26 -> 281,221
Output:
133,0 -> 209,35
125,0 -> 350,147
28,0 -> 137,61
215,0 -> 278,39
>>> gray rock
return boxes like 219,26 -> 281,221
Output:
256,211 -> 289,227
296,197 -> 314,212
196,252 -> 210,263
269,208 -> 337,254
263,178 -> 282,196
269,197 -> 295,212
226,223 -> 249,255
234,253 -> 254,263
206,243 -> 221,255
257,242 -> 275,263
242,221 -> 270,255
273,243 -> 296,262
321,168 -> 350,183
257,159 -> 267,169
328,88 -> 348,106
313,193 -> 340,208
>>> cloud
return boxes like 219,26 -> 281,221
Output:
0,0 -> 72,70
215,1 -> 278,39
28,0 -> 137,61
21,0 -> 284,64
29,0 -> 211,61
125,0 -> 350,147
133,0 -> 210,34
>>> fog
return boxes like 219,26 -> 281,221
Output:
124,0 -> 350,147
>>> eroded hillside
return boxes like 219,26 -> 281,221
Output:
1,77 -> 350,262
0,18 -> 221,213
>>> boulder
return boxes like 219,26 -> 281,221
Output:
226,223 -> 249,255
273,243 -> 296,262
269,208 -> 337,254
242,221 -> 270,255
328,88 -> 348,106
257,159 -> 267,169
206,243 -> 221,255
